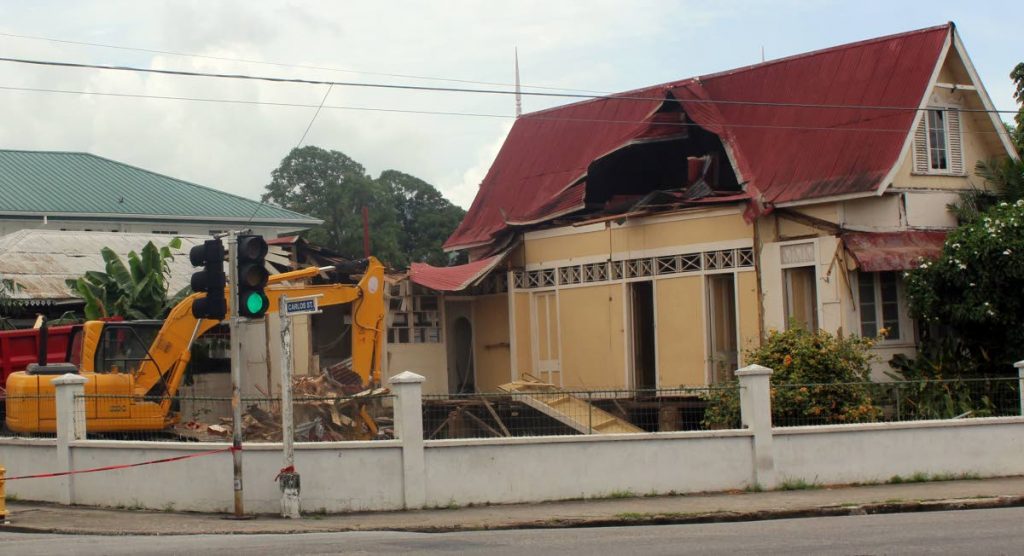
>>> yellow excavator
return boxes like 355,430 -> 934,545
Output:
4,258 -> 386,434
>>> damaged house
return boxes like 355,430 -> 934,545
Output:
396,23 -> 1018,394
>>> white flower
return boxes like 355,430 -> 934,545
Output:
959,264 -> 967,270
969,282 -> 976,287
952,243 -> 961,249
1004,249 -> 1013,255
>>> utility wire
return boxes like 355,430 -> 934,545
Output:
242,84 -> 335,226
0,84 -> 1012,135
0,55 -> 1018,115
0,30 -> 607,94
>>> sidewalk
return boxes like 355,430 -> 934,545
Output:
4,476 -> 1024,536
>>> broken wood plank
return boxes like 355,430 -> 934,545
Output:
463,410 -> 503,438
478,396 -> 510,437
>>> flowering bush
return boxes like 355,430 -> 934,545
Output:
904,199 -> 1024,373
702,326 -> 882,428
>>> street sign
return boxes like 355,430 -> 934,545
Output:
283,295 -> 321,316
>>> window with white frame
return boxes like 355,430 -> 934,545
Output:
913,107 -> 963,175
856,271 -> 903,341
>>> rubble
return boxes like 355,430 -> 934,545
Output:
172,373 -> 393,442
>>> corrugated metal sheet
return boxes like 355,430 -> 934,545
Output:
445,24 -> 951,252
0,150 -> 319,224
843,230 -> 946,272
409,253 -> 505,291
0,230 -> 208,300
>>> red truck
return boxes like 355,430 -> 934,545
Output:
0,324 -> 83,395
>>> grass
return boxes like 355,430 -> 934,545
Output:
604,490 -> 636,499
4,493 -> 19,502
779,478 -> 820,491
745,483 -> 764,493
889,471 -> 981,484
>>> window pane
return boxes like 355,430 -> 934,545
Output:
858,273 -> 877,338
879,272 -> 901,339
707,274 -> 738,384
928,110 -> 948,170
784,267 -> 818,330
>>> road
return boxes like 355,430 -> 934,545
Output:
3,507 -> 1023,555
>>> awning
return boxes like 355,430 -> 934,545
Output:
409,253 -> 506,292
842,231 -> 947,272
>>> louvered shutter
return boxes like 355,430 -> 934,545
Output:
912,114 -> 929,174
947,109 -> 963,175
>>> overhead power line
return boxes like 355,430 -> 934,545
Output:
0,55 -> 1017,115
0,83 -> 1011,135
0,30 -> 607,95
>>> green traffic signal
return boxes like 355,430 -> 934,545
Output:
243,291 -> 268,315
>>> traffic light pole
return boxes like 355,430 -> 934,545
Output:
227,230 -> 245,518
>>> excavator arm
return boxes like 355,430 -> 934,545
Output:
124,257 -> 386,401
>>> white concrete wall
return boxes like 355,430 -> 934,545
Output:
773,417 -> 1024,485
6,418 -> 1024,512
424,432 -> 754,506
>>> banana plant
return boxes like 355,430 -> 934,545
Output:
68,238 -> 191,320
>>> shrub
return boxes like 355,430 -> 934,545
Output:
904,200 -> 1024,374
703,326 -> 882,428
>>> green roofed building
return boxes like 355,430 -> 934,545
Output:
0,150 -> 321,238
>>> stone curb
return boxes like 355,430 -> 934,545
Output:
3,495 -> 1024,536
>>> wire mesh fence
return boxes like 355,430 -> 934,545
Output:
771,377 -> 1021,427
422,386 -> 742,440
70,392 -> 395,442
0,393 -> 58,439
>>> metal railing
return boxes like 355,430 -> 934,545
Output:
422,386 -> 741,439
771,377 -> 1020,427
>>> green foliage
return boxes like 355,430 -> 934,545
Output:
886,338 -> 1005,420
378,170 -> 466,266
262,146 -> 466,268
702,326 -> 882,428
68,238 -> 188,320
952,157 -> 1024,222
904,200 -> 1024,373
1010,62 -> 1024,154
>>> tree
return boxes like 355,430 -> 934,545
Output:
69,238 -> 189,320
263,146 -> 465,268
1010,62 -> 1024,154
378,170 -> 466,266
904,200 -> 1024,375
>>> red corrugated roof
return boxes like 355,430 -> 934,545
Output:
409,253 -> 505,292
446,24 -> 950,251
843,230 -> 947,272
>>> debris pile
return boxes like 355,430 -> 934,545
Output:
174,374 -> 393,442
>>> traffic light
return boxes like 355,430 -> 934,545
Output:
236,234 -> 270,318
189,239 -> 226,320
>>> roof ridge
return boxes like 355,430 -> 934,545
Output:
519,23 -> 952,119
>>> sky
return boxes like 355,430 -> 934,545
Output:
0,1 -> 1019,211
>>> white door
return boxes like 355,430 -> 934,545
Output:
531,291 -> 561,386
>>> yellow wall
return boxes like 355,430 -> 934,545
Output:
525,230 -> 611,265
472,294 -> 512,392
386,343 -> 448,396
557,285 -> 626,389
611,213 -> 750,255
523,209 -> 751,266
513,292 -> 532,377
655,276 -> 706,387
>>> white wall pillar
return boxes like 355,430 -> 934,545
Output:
390,371 -> 426,509
1015,360 -> 1024,416
53,373 -> 87,505
735,364 -> 777,489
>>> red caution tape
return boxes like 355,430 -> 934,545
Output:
0,446 -> 237,482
